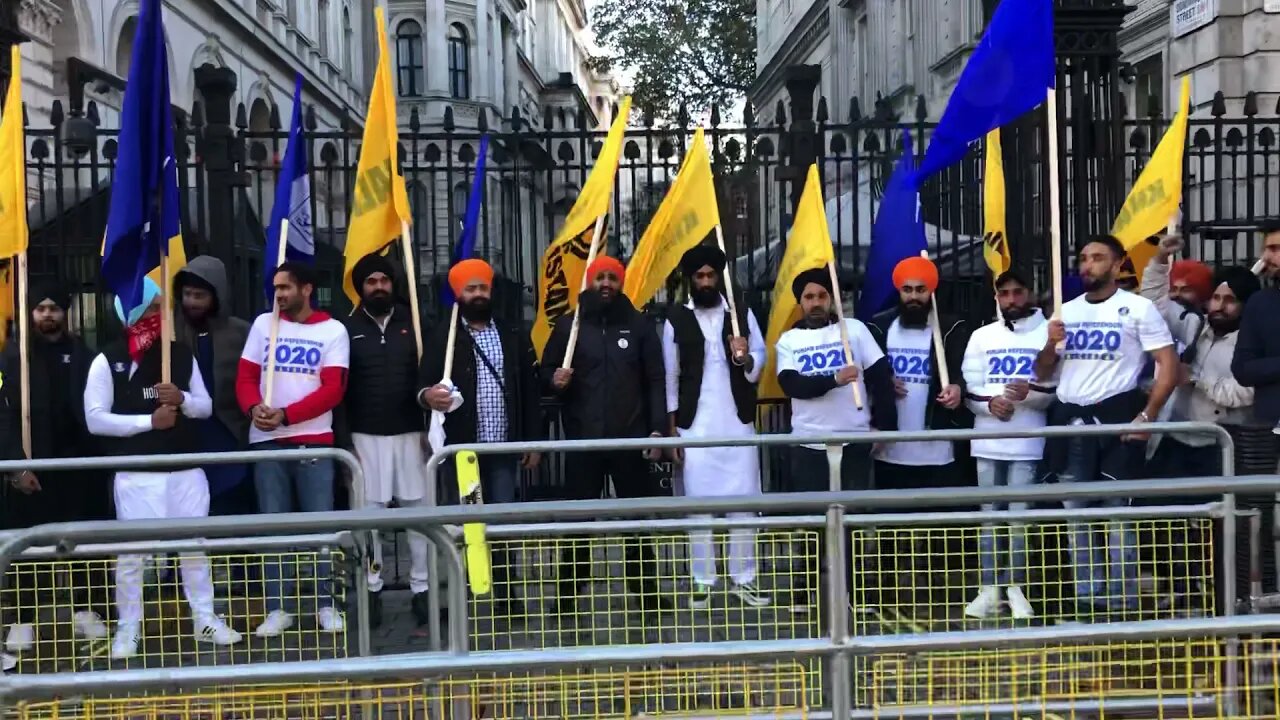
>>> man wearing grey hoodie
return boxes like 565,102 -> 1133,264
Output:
174,257 -> 252,513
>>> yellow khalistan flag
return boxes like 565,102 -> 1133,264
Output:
0,45 -> 29,257
342,5 -> 412,305
531,222 -> 598,359
623,127 -> 719,307
759,165 -> 835,400
1112,76 -> 1191,283
550,96 -> 632,248
982,129 -> 1011,286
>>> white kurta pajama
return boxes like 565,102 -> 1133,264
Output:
662,300 -> 767,587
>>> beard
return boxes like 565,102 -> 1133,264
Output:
35,319 -> 63,337
1081,272 -> 1112,293
803,307 -> 832,328
363,291 -> 392,316
691,286 -> 720,308
460,297 -> 492,323
899,300 -> 930,327
1208,311 -> 1240,335
1001,302 -> 1035,323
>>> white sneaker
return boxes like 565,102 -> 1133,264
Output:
73,611 -> 108,640
254,610 -> 294,638
110,623 -> 141,660
316,606 -> 345,633
2,652 -> 16,671
195,616 -> 242,646
965,586 -> 1002,619
4,623 -> 34,653
1007,586 -> 1036,620
731,582 -> 772,608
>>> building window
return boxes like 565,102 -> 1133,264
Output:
342,7 -> 354,75
1133,54 -> 1165,119
396,20 -> 425,97
453,182 -> 470,227
318,0 -> 330,55
448,23 -> 470,100
116,16 -> 138,76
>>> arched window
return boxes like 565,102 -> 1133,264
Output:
342,7 -> 354,76
318,0 -> 331,56
115,16 -> 137,76
396,20 -> 424,97
453,182 -> 469,226
448,23 -> 470,100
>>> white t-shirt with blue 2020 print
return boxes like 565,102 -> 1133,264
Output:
774,318 -> 884,449
876,318 -> 955,467
1056,289 -> 1172,406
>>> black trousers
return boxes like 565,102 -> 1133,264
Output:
557,449 -> 669,598
788,445 -> 875,605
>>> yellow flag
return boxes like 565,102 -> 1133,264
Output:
0,46 -> 28,257
982,129 -> 1011,286
759,165 -> 836,400
1112,76 -> 1190,283
623,128 -> 720,307
550,96 -> 632,248
531,225 -> 596,359
342,5 -> 412,305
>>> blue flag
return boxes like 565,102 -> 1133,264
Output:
101,0 -> 180,318
264,74 -> 314,306
913,0 -> 1054,184
442,135 -> 489,306
858,128 -> 928,321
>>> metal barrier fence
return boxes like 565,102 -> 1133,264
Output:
0,421 -> 1264,719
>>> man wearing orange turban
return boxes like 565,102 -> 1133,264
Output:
868,255 -> 971,492
541,254 -> 671,612
417,257 -> 544,624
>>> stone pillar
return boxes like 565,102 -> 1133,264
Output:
425,0 -> 448,96
828,1 -> 856,122
492,11 -> 504,114
503,19 -> 518,118
474,0 -> 490,102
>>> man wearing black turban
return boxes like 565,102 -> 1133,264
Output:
1,279 -> 111,661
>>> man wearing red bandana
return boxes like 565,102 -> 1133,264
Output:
83,277 -> 243,659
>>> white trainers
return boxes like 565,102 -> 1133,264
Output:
1007,586 -> 1036,620
195,616 -> 242,646
1,652 -> 16,671
317,606 -> 345,633
110,623 -> 141,659
4,623 -> 34,653
73,611 -> 109,640
731,582 -> 772,608
965,586 -> 1002,619
254,610 -> 294,638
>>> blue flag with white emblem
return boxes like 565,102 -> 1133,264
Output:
263,74 -> 314,306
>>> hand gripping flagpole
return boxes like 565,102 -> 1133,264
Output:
825,260 -> 864,410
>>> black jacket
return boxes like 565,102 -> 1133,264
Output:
173,256 -> 251,446
0,333 -> 96,461
344,303 -> 428,436
418,314 -> 544,445
542,291 -> 666,440
1232,288 -> 1280,424
869,309 -> 973,431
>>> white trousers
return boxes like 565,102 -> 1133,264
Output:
680,443 -> 763,588
353,433 -> 431,595
689,514 -> 758,587
113,469 -> 215,626
365,498 -> 430,595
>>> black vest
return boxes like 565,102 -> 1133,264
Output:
102,341 -> 200,463
669,303 -> 757,429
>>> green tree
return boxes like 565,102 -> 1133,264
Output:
589,0 -> 755,120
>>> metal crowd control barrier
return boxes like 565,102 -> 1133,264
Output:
0,448 -> 381,659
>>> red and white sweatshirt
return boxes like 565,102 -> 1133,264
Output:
236,310 -> 350,446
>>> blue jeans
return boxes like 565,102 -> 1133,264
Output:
975,459 -> 1037,587
252,442 -> 336,613
1059,436 -> 1139,607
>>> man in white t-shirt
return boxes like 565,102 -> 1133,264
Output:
1035,234 -> 1177,614
236,262 -> 351,637
869,256 -> 970,490
775,267 -> 897,611
961,270 -> 1056,620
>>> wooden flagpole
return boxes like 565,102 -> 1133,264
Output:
399,222 -> 425,361
712,225 -> 743,340
16,251 -> 30,459
262,219 -> 291,407
921,250 -> 952,388
159,252 -> 171,384
1046,88 -> 1064,318
826,260 -> 864,409
561,211 -> 610,369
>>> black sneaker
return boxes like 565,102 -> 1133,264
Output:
368,590 -> 383,629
